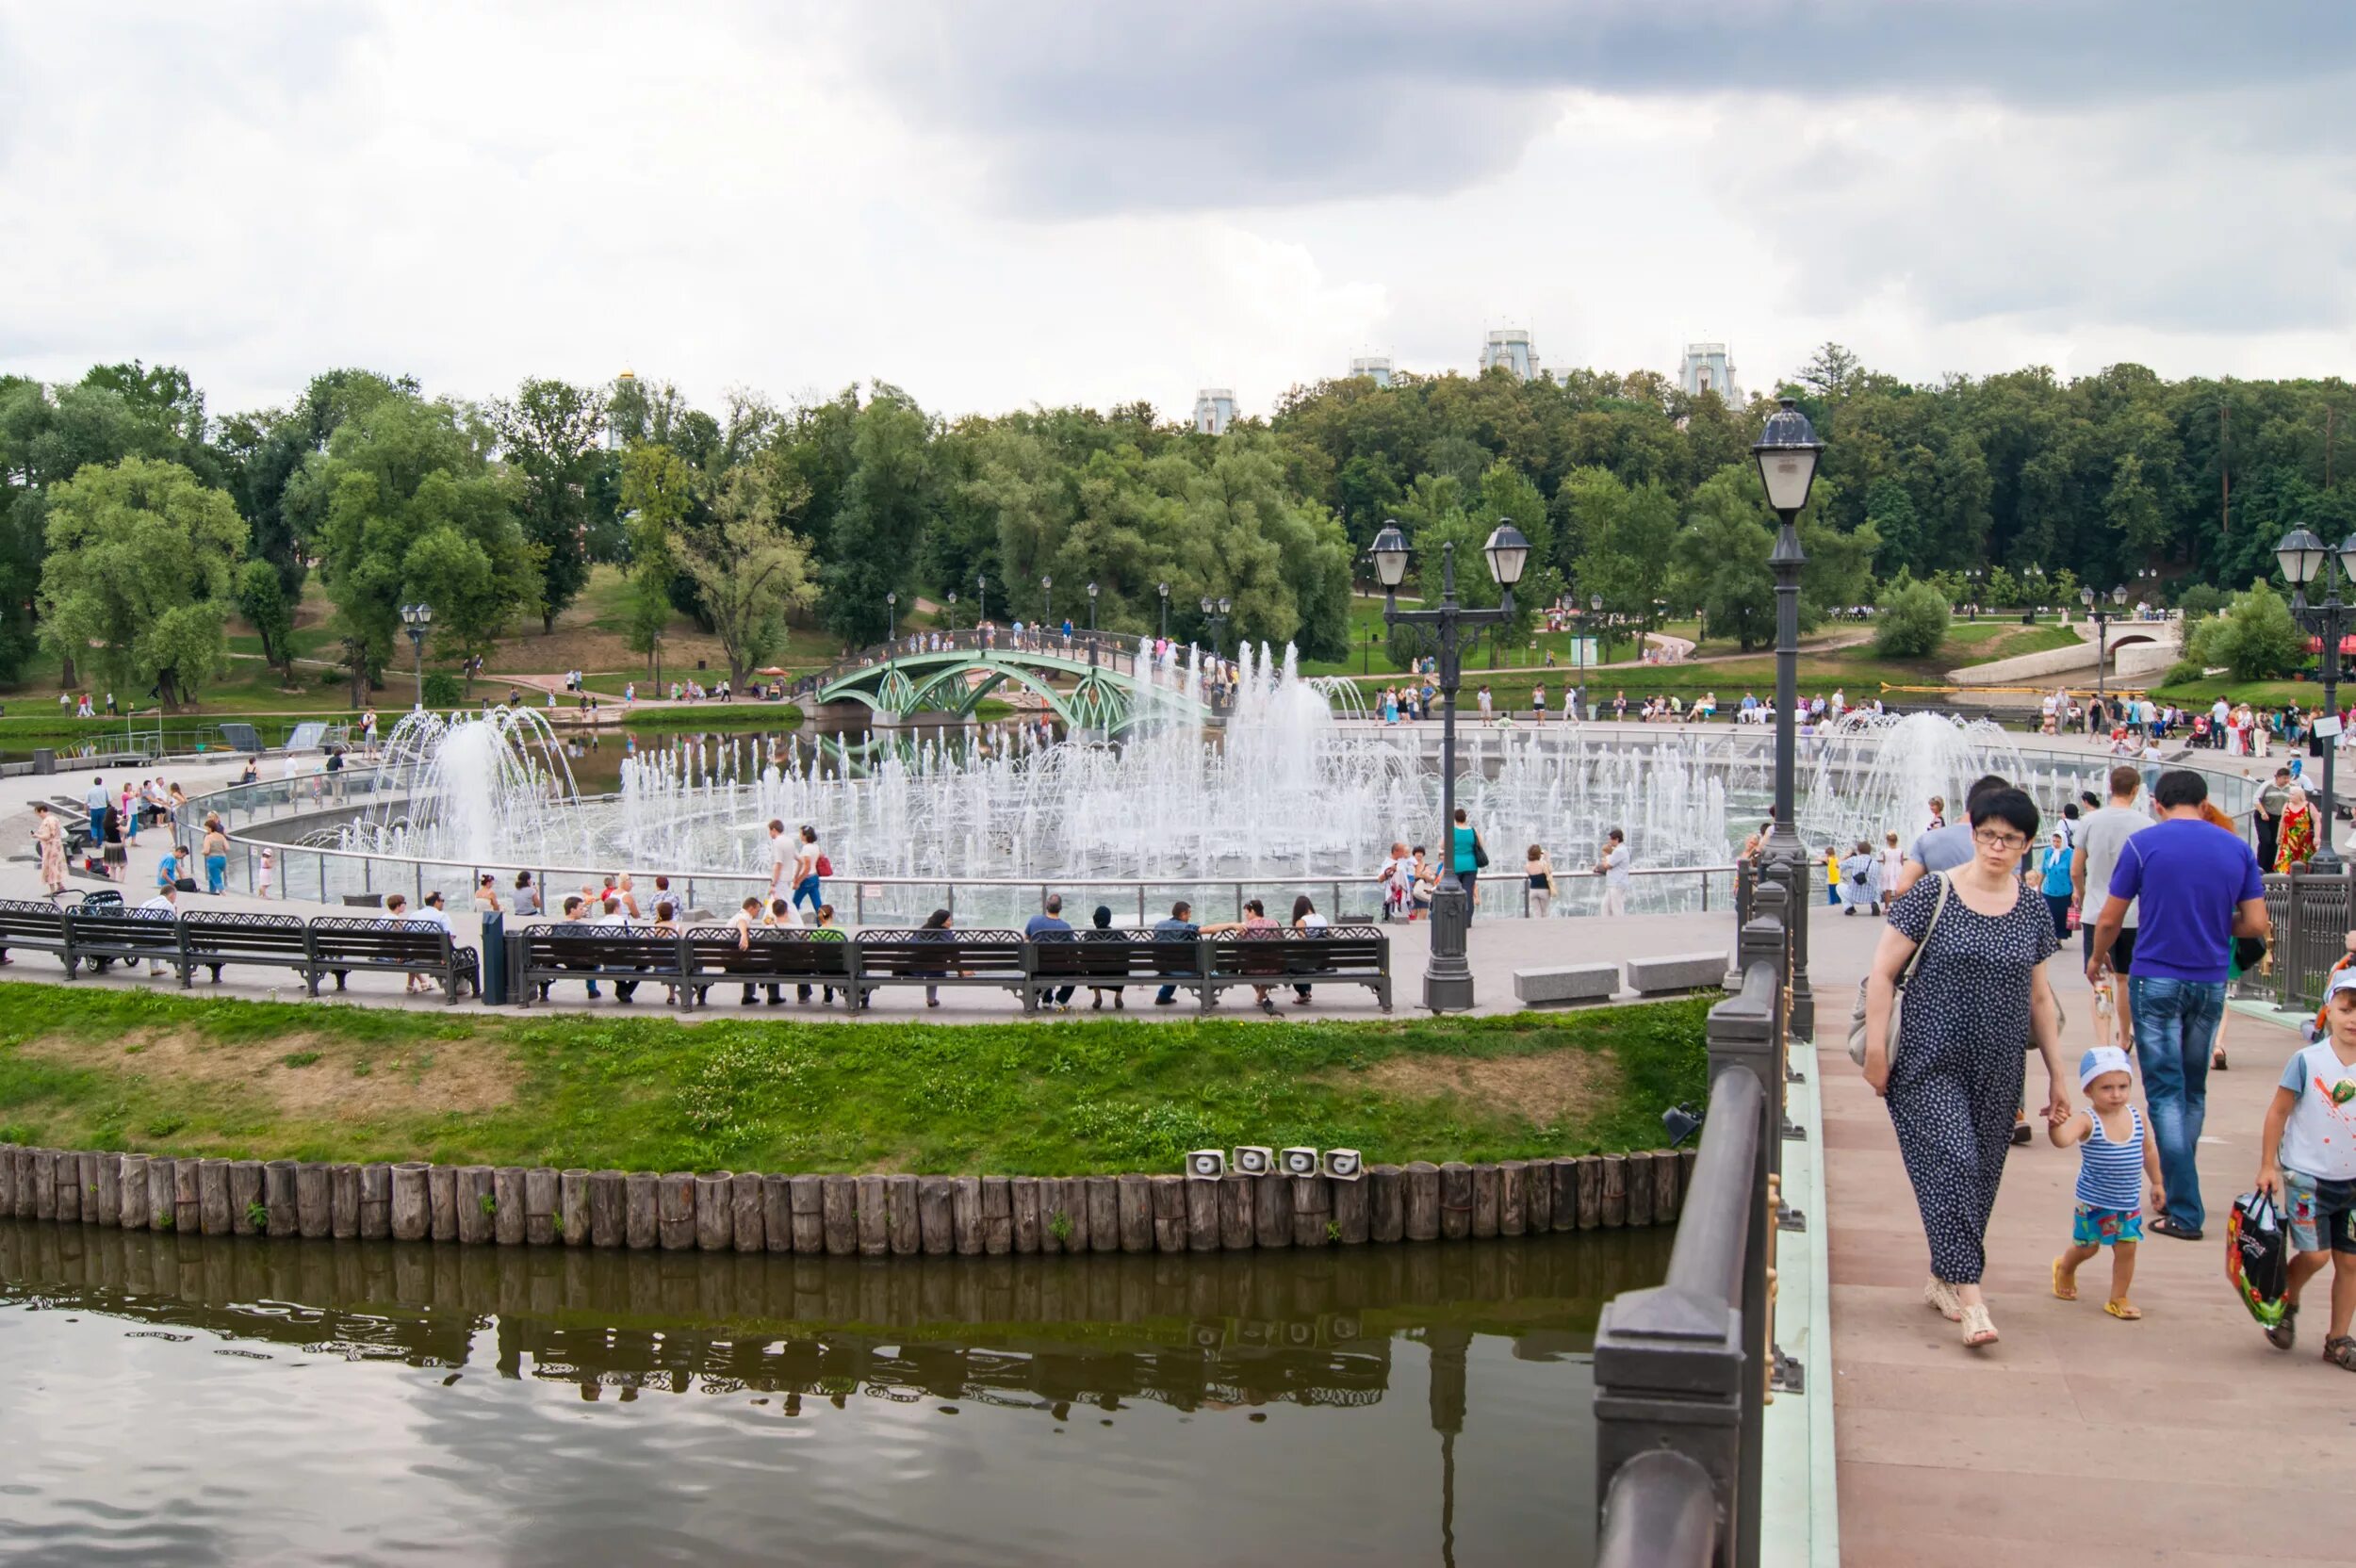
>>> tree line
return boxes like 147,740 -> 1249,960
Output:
0,346 -> 2346,708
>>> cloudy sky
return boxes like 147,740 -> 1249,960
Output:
3,0 -> 2350,422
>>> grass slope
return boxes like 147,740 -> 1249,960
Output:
0,982 -> 1707,1177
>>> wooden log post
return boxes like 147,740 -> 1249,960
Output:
980,1176 -> 1011,1256
144,1156 -> 172,1233
455,1167 -> 495,1245
1085,1176 -> 1121,1254
885,1175 -> 920,1256
1576,1156 -> 1603,1228
917,1176 -> 956,1256
1403,1162 -> 1440,1242
93,1153 -> 121,1229
330,1166 -> 360,1239
791,1175 -> 826,1253
0,1145 -> 12,1217
118,1153 -> 149,1231
1470,1165 -> 1500,1239
1331,1171 -> 1369,1244
1652,1148 -> 1681,1222
1218,1173 -> 1254,1250
1494,1160 -> 1525,1236
1523,1160 -> 1551,1234
57,1152 -> 85,1223
1143,1175 -> 1181,1253
761,1174 -> 793,1253
949,1177 -> 983,1257
625,1173 -> 660,1250
197,1158 -> 230,1235
390,1163 -> 430,1242
559,1168 -> 593,1247
359,1165 -> 392,1241
1625,1152 -> 1655,1228
1185,1176 -> 1221,1251
173,1156 -> 202,1236
1116,1174 -> 1154,1253
26,1150 -> 54,1221
731,1172 -> 764,1254
1366,1166 -> 1403,1243
1600,1154 -> 1628,1228
3,1148 -> 24,1219
1438,1162 -> 1473,1241
823,1175 -> 859,1255
585,1171 -> 624,1248
1252,1174 -> 1293,1249
1008,1175 -> 1042,1254
426,1166 -> 458,1242
848,1175 -> 884,1256
693,1173 -> 733,1250
1680,1146 -> 1697,1200
486,1168 -> 523,1245
230,1160 -> 265,1236
1551,1159 -> 1578,1232
658,1173 -> 696,1250
298,1164 -> 335,1239
1290,1174 -> 1333,1248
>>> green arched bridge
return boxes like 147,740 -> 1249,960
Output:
803,629 -> 1212,735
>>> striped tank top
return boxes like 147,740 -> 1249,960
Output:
2075,1104 -> 2146,1210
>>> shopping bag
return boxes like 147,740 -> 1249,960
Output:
2226,1190 -> 2290,1329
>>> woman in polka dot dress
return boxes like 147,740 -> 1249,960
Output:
1861,786 -> 2073,1348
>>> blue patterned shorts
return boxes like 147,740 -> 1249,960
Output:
2071,1203 -> 2142,1249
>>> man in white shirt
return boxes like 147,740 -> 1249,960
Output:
1597,828 -> 1631,918
2072,764 -> 2151,1051
1376,841 -> 1413,921
137,883 -> 178,976
766,819 -> 792,900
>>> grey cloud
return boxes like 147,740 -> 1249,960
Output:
839,0 -> 2356,213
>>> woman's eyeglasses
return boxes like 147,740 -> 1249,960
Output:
1972,830 -> 2028,850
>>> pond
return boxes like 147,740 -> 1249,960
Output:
0,1220 -> 1667,1567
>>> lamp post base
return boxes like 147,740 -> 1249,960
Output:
1423,884 -> 1477,1013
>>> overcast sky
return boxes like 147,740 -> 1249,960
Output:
3,0 -> 2350,423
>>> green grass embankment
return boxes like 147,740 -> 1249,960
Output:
0,982 -> 1707,1178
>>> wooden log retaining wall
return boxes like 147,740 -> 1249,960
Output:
0,1141 -> 1691,1256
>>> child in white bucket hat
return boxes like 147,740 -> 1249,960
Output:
2050,1045 -> 2163,1319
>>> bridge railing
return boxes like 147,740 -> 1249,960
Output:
801,627 -> 1210,698
1593,868 -> 1795,1568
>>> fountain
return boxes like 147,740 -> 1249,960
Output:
345,707 -> 588,865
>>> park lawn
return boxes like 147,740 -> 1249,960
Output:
2148,677 -> 2315,709
0,982 -> 1709,1177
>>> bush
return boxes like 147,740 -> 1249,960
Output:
2174,582 -> 2227,621
2199,580 -> 2306,682
1873,580 -> 1951,658
421,671 -> 463,707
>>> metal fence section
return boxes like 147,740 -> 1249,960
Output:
2265,864 -> 2355,1012
1593,877 -> 1794,1568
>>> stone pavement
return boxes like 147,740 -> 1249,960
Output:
0,755 -> 1711,1021
1803,901 -> 2356,1566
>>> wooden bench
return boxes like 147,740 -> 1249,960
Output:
180,912 -> 313,988
1024,929 -> 1159,1010
510,925 -> 691,1006
852,929 -> 1029,1009
680,926 -> 855,1011
1203,927 -> 1391,1012
0,898 -> 72,968
307,917 -> 480,1004
61,905 -> 185,978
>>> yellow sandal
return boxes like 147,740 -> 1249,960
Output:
2104,1299 -> 2141,1320
2051,1258 -> 2077,1301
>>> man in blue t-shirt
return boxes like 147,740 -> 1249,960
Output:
2086,769 -> 2270,1240
1025,893 -> 1077,1010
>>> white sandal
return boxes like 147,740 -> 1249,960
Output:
1922,1276 -> 1963,1322
1960,1303 -> 1999,1348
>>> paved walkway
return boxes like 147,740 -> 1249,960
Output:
1805,903 -> 2356,1565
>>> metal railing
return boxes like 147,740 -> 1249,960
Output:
2265,864 -> 2354,1013
800,627 -> 1186,695
1593,865 -> 1797,1567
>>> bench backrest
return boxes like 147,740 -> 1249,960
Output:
517,925 -> 687,964
1031,930 -> 1164,978
854,929 -> 1025,977
681,926 -> 851,975
0,899 -> 68,940
180,913 -> 310,953
1207,927 -> 1387,975
309,917 -> 455,962
63,906 -> 182,950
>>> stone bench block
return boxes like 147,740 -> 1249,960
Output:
1625,953 -> 1732,997
1512,964 -> 1619,1006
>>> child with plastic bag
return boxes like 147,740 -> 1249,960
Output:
2252,966 -> 2356,1369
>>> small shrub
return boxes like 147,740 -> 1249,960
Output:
421,671 -> 463,707
479,1192 -> 497,1217
1047,1209 -> 1072,1245
1874,580 -> 1951,658
243,1200 -> 269,1230
155,1208 -> 174,1232
281,1051 -> 321,1069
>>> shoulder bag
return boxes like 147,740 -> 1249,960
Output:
1471,829 -> 1489,871
1846,873 -> 1951,1068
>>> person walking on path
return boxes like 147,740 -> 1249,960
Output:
2072,765 -> 2150,1054
2254,765 -> 2290,870
1873,830 -> 1904,916
31,804 -> 66,897
1450,807 -> 1483,917
2037,829 -> 2074,939
1861,785 -> 2071,1349
791,825 -> 823,923
1596,828 -> 1630,918
2275,784 -> 2319,871
2086,768 -> 2271,1242
1525,844 -> 1555,919
2049,1045 -> 2162,1321
2253,968 -> 2356,1370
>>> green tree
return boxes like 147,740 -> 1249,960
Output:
37,457 -> 248,710
1673,471 -> 1776,650
235,558 -> 296,684
1874,577 -> 1951,658
492,379 -> 605,632
685,458 -> 817,685
618,443 -> 694,679
821,386 -> 936,644
2187,580 -> 2304,681
1574,472 -> 1679,648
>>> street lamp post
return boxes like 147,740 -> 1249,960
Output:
1157,580 -> 1170,642
400,602 -> 434,709
1200,596 -> 1231,660
976,572 -> 989,629
1753,398 -> 1824,1037
886,590 -> 898,666
2277,526 -> 2356,873
1086,580 -> 1100,668
946,591 -> 957,634
1370,516 -> 1530,1013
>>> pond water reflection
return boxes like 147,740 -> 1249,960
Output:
0,1219 -> 1666,1567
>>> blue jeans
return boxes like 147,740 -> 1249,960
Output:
792,874 -> 821,916
2128,974 -> 2226,1233
205,854 -> 226,895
